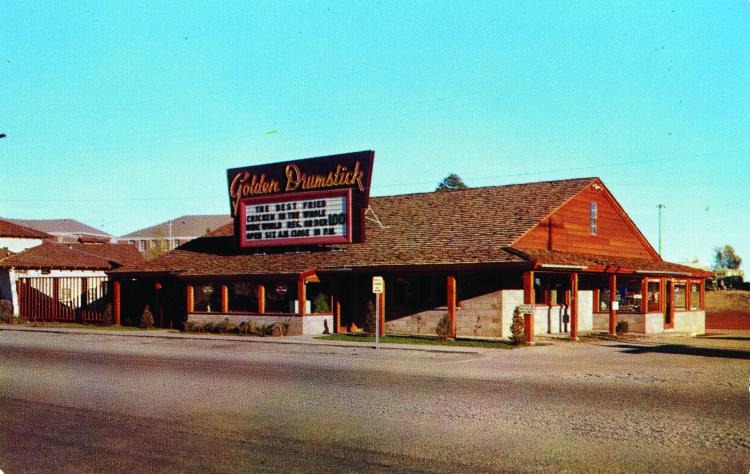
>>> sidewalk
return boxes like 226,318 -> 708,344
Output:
0,324 -> 491,355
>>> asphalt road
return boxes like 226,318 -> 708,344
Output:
1,331 -> 749,473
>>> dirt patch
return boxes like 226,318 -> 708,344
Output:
705,290 -> 750,329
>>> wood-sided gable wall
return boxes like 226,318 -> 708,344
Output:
513,180 -> 659,260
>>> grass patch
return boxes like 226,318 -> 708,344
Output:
14,322 -> 175,332
315,333 -> 514,349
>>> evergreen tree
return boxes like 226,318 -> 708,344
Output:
436,173 -> 468,191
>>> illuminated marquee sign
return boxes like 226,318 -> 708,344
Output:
227,151 -> 374,248
240,189 -> 352,247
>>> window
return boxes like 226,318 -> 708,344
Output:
194,283 -> 221,312
674,282 -> 687,310
647,281 -> 661,312
138,240 -> 146,252
690,282 -> 701,310
393,277 -> 443,307
590,202 -> 598,235
598,288 -> 610,312
616,277 -> 642,314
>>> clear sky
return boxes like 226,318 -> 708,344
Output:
1,1 -> 748,266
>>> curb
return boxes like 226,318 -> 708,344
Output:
0,326 -> 487,355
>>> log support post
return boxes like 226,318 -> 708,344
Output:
186,284 -> 194,313
113,280 -> 121,326
609,274 -> 617,336
297,277 -> 306,316
447,275 -> 456,339
570,273 -> 578,340
523,271 -> 535,344
257,283 -> 266,314
221,284 -> 229,313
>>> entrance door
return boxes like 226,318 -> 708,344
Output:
664,280 -> 674,329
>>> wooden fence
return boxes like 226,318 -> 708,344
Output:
17,276 -> 110,323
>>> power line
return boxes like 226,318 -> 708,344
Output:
0,147 -> 746,203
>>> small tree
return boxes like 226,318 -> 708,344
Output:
364,301 -> 377,336
436,173 -> 468,192
312,293 -> 330,313
509,309 -> 525,345
140,305 -> 154,329
713,245 -> 742,270
0,299 -> 13,324
616,320 -> 629,335
435,313 -> 451,340
101,303 -> 113,326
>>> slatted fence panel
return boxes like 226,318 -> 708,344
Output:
17,277 -> 110,323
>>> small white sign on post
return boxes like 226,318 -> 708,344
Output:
372,276 -> 384,349
517,304 -> 535,314
372,276 -> 384,294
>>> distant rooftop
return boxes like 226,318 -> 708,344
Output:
8,218 -> 112,238
120,215 -> 232,239
0,218 -> 52,239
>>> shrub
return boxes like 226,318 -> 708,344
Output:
364,301 -> 377,336
509,308 -> 525,345
140,305 -> 154,329
214,318 -> 232,334
313,293 -> 330,313
101,303 -> 113,326
616,320 -> 629,335
435,313 -> 451,340
238,320 -> 255,335
184,320 -> 205,333
0,299 -> 13,323
269,319 -> 291,337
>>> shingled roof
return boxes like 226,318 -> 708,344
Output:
7,218 -> 112,239
0,218 -> 52,239
109,177 -> 709,279
0,241 -> 145,270
120,215 -> 232,239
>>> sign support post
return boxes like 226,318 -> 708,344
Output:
372,276 -> 384,350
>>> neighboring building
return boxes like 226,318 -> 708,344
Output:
119,215 -> 231,256
110,176 -> 711,337
0,218 -> 52,254
7,218 -> 114,243
0,241 -> 144,319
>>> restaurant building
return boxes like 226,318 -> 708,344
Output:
109,151 -> 710,341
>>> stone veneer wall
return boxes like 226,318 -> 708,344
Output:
188,312 -> 333,336
386,289 -> 507,338
671,310 -> 705,335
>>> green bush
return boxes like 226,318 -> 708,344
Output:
435,313 -> 451,340
313,293 -> 330,313
616,320 -> 629,335
509,309 -> 525,345
140,305 -> 154,329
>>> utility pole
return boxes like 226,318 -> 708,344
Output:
657,204 -> 665,256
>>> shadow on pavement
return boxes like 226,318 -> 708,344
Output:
613,344 -> 750,360
698,336 -> 750,341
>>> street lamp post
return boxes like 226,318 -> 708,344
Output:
657,204 -> 665,256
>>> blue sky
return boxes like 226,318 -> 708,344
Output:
1,1 -> 748,266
